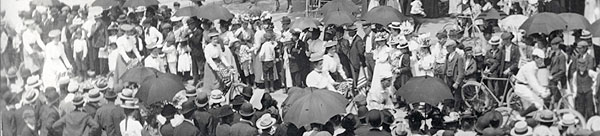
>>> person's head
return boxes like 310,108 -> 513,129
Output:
550,37 -> 563,50
23,109 -> 36,126
309,28 -> 321,40
48,29 -> 61,42
532,48 -> 546,68
346,25 -> 358,37
500,32 -> 514,44
375,33 -> 389,46
464,46 -> 473,57
381,76 -> 393,89
263,32 -> 276,42
209,33 -> 220,44
281,16 -> 291,30
444,40 -> 457,53
489,36 -> 501,50
291,30 -> 301,41
576,40 -> 589,55
173,2 -> 180,9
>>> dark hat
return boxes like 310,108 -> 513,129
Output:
195,92 -> 209,107
239,103 -> 255,117
366,110 -> 383,127
161,104 -> 177,118
185,87 -> 197,97
550,37 -> 563,44
357,106 -> 368,119
381,110 -> 394,125
481,127 -> 504,136
475,111 -> 503,132
500,32 -> 513,40
181,100 -> 197,114
281,16 -> 291,24
345,25 -> 357,31
241,87 -> 253,97
72,95 -> 85,106
464,46 -> 473,51
104,90 -> 118,99
231,95 -> 246,106
216,105 -> 234,118
44,88 -> 60,105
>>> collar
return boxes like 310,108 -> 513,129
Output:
240,118 -> 254,126
183,118 -> 195,125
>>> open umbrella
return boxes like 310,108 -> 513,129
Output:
137,74 -> 185,104
173,6 -> 200,17
499,14 -> 528,32
395,77 -> 453,104
92,0 -> 121,8
143,72 -> 183,83
31,0 -> 62,6
194,5 -> 234,20
318,0 -> 360,14
365,6 -> 406,25
591,19 -> 600,37
290,17 -> 320,30
283,88 -> 349,127
120,67 -> 159,83
123,0 -> 158,7
519,12 -> 567,35
558,13 -> 591,31
282,87 -> 309,108
322,10 -> 355,26
478,8 -> 506,20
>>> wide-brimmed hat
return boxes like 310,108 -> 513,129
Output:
22,89 -> 39,104
534,110 -> 557,123
324,41 -> 337,48
309,53 -> 324,62
374,32 -> 389,42
488,36 -> 501,45
118,88 -> 136,100
241,87 -> 253,97
184,87 -> 197,97
120,24 -> 134,31
207,31 -> 220,38
388,22 -> 402,29
72,95 -> 85,106
120,99 -> 140,109
209,90 -> 225,105
550,37 -> 563,45
45,88 -> 61,105
500,32 -> 513,40
195,92 -> 209,107
239,103 -> 255,116
532,48 -> 546,59
180,100 -> 197,114
116,15 -> 128,23
510,121 -> 532,136
559,113 -> 579,126
94,79 -> 109,91
281,16 -> 291,24
257,113 -> 277,129
104,90 -> 118,99
161,104 -> 177,118
25,76 -> 42,89
86,89 -> 104,102
24,19 -> 35,25
135,6 -> 146,12
170,16 -> 183,22
345,25 -> 357,31
581,30 -> 592,39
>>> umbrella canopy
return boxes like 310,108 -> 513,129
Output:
478,8 -> 506,20
499,14 -> 528,32
120,67 -> 160,83
282,87 -> 309,108
283,88 -> 349,127
558,13 -> 592,30
322,10 -> 355,26
318,0 -> 360,14
92,0 -> 121,8
173,6 -> 200,17
591,19 -> 600,37
290,17 -> 320,30
123,0 -> 159,7
395,77 -> 453,104
519,12 -> 567,35
31,0 -> 62,6
194,5 -> 234,20
365,6 -> 406,25
137,75 -> 185,104
143,72 -> 183,82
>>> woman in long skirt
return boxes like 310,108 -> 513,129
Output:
42,30 -> 72,88
113,24 -> 142,88
202,32 -> 232,91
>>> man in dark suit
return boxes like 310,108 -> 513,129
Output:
394,43 -> 411,90
463,46 -> 478,80
39,88 -> 62,136
484,36 -> 503,97
361,110 -> 392,136
94,90 -> 125,136
174,100 -> 201,136
187,18 -> 205,85
288,30 -> 309,87
444,40 -> 465,109
230,103 -> 258,136
345,25 -> 366,90
500,32 -> 520,77
193,92 -> 213,136
547,37 -> 567,107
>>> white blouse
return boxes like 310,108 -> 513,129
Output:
204,43 -> 230,70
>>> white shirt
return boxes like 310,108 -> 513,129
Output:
322,54 -> 347,79
307,39 -> 326,56
144,55 -> 164,72
120,118 -> 143,136
410,0 -> 424,15
73,39 -> 87,53
162,45 -> 178,63
365,32 -> 375,53
306,70 -> 336,92
204,43 -> 230,70
143,26 -> 163,48
258,41 -> 277,61
415,54 -> 435,77
505,44 -> 512,62
22,29 -> 45,54
515,61 -> 547,96
108,48 -> 120,72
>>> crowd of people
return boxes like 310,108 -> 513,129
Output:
2,0 -> 600,136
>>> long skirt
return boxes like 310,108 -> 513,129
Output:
112,52 -> 137,89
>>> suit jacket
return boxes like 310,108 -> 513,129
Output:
21,127 -> 38,136
353,124 -> 371,136
549,50 -> 567,84
500,43 -> 520,75
52,110 -> 99,136
189,28 -> 205,57
337,38 -> 353,78
94,103 -> 125,136
39,105 -> 61,136
288,40 -> 309,73
174,121 -> 200,136
396,53 -> 412,85
159,122 -> 174,136
348,35 -> 366,70
362,128 -> 392,136
484,48 -> 503,77
464,56 -> 478,78
215,123 -> 232,136
445,51 -> 465,84
230,120 -> 258,136
1,108 -> 18,136
193,109 -> 213,136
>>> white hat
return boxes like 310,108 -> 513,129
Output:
511,121 -> 533,136
256,113 -> 277,129
587,116 -> 600,131
388,22 -> 402,29
559,113 -> 579,126
209,90 -> 225,105
135,6 -> 147,12
528,0 -> 538,4
22,89 -> 40,104
532,48 -> 546,59
170,16 -> 183,22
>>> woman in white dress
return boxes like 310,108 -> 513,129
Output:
414,42 -> 435,77
42,30 -> 72,88
114,24 -> 143,85
306,54 -> 337,92
202,32 -> 231,91
370,32 -> 394,93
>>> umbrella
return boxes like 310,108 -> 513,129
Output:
120,67 -> 160,83
318,0 -> 360,14
478,8 -> 506,20
282,87 -> 310,108
143,72 -> 183,83
173,6 -> 201,17
194,5 -> 234,20
283,88 -> 349,127
499,14 -> 528,31
591,19 -> 600,37
558,13 -> 592,30
137,74 -> 185,104
92,0 -> 121,8
290,17 -> 320,30
395,77 -> 453,104
519,12 -> 567,35
365,6 -> 406,25
123,0 -> 159,7
31,0 -> 62,6
322,10 -> 355,26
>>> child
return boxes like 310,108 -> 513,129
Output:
410,0 -> 426,32
258,33 -> 278,92
162,34 -> 178,74
177,42 -> 192,80
236,40 -> 254,85
72,29 -> 88,78
572,58 -> 596,119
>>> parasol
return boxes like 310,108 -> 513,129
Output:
92,0 -> 121,8
290,17 -> 320,30
283,88 -> 349,127
478,8 -> 506,20
395,77 -> 453,104
519,12 -> 567,35
318,0 -> 360,14
558,13 -> 591,31
365,6 -> 406,25
499,14 -> 528,32
123,0 -> 159,7
31,0 -> 62,6
322,10 -> 356,26
137,74 -> 185,104
592,19 -> 600,37
194,5 -> 234,21
173,6 -> 201,17
120,67 -> 160,83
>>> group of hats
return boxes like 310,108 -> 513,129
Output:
118,88 -> 140,109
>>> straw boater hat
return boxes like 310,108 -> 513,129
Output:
104,90 -> 118,100
184,86 -> 197,97
121,99 -> 140,109
86,89 -> 104,103
209,90 -> 226,105
195,92 -> 209,107
388,22 -> 402,29
135,6 -> 146,13
511,121 -> 532,136
170,16 -> 183,22
6,67 -> 17,78
117,15 -> 128,23
25,76 -> 42,89
72,95 -> 85,106
324,41 -> 338,48
587,116 -> 600,131
345,25 -> 357,31
534,110 -> 557,123
120,24 -> 134,31
24,19 -> 35,26
67,81 -> 80,93
488,36 -> 501,45
22,89 -> 40,104
532,48 -> 546,59
559,113 -> 579,126
119,88 -> 136,100
309,53 -> 324,62
581,30 -> 592,39
257,113 -> 277,130
94,79 -> 109,92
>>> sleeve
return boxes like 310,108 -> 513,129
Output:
336,60 -> 348,79
525,66 -> 547,95
455,56 -> 465,83
399,55 -> 411,73
35,32 -> 45,51
152,28 -> 163,46
52,116 -> 66,129
420,56 -> 434,70
87,116 -> 100,130
60,43 -> 72,69
205,47 -> 218,70
551,56 -> 566,82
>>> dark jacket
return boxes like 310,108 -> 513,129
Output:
189,28 -> 205,57
464,56 -> 478,78
174,120 -> 201,136
362,128 -> 392,136
159,122 -> 174,136
230,120 -> 258,136
348,35 -> 366,70
39,105 -> 61,136
21,126 -> 38,136
484,48 -> 502,77
288,40 -> 309,73
52,110 -> 99,136
1,108 -> 18,136
445,51 -> 465,84
94,103 -> 125,136
215,123 -> 232,136
500,43 -> 520,75
193,109 -> 213,136
549,50 -> 567,85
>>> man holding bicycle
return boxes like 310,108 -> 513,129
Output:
514,48 -> 550,115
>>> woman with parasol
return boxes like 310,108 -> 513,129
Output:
114,24 -> 143,84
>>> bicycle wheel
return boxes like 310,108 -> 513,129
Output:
555,93 -> 574,110
505,89 -> 523,111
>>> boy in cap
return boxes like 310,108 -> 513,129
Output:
547,37 -> 567,107
193,92 -> 213,136
94,90 -> 125,136
443,39 -> 465,109
258,32 -> 279,92
500,32 -> 520,76
288,29 -> 310,87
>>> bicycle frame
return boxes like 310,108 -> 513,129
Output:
480,75 -> 515,106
